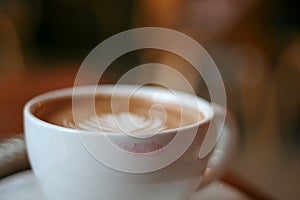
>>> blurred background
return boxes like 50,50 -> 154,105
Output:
0,0 -> 299,199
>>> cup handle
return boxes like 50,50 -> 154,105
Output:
196,106 -> 238,190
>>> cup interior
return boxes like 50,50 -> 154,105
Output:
25,84 -> 213,136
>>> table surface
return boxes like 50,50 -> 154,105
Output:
0,66 -> 275,200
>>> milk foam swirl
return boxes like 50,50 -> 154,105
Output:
64,112 -> 167,134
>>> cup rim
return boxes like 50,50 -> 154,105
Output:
24,84 -> 213,137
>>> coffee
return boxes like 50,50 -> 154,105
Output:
32,94 -> 203,134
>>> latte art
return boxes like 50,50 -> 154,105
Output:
32,94 -> 203,134
65,112 -> 167,134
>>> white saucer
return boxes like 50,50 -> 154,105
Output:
0,171 -> 251,200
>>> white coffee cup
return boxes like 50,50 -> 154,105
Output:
24,85 -> 237,200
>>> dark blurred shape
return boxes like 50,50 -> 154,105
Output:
35,1 -> 99,60
276,35 -> 300,149
270,0 -> 300,31
34,0 -> 135,62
